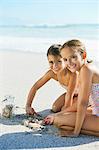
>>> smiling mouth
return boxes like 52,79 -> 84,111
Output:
68,64 -> 76,70
54,69 -> 59,72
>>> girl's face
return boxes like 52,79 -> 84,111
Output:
61,47 -> 84,73
48,54 -> 63,74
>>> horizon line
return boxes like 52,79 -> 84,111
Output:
0,23 -> 99,28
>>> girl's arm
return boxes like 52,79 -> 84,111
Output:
74,66 -> 93,136
26,70 -> 54,114
64,72 -> 77,107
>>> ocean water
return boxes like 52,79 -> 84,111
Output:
0,24 -> 99,39
0,24 -> 99,60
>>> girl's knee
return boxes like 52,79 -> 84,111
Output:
52,105 -> 59,113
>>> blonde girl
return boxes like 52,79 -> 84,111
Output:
44,40 -> 99,137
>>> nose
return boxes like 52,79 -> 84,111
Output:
53,62 -> 59,69
67,58 -> 73,66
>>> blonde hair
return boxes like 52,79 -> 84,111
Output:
60,39 -> 86,53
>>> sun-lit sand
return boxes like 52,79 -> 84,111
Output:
0,51 -> 65,111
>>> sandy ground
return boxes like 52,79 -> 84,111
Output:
0,51 -> 99,150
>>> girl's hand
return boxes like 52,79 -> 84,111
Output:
26,106 -> 37,115
43,115 -> 54,125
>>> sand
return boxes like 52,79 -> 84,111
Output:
0,51 -> 99,150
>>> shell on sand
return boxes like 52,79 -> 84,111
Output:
2,105 -> 13,118
22,119 -> 44,130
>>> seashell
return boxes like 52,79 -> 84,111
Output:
22,119 -> 45,130
22,119 -> 29,127
2,105 -> 13,118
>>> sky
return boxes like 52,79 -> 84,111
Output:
0,0 -> 99,26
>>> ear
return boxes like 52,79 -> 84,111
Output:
83,51 -> 87,59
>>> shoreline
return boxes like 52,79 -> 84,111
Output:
0,36 -> 99,61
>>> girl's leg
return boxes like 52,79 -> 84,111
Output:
55,96 -> 78,116
52,93 -> 65,112
53,112 -> 99,136
59,126 -> 99,137
52,93 -> 78,113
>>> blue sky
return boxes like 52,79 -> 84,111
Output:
0,0 -> 99,25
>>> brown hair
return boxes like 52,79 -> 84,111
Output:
47,44 -> 62,57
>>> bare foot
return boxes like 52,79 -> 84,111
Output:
58,129 -> 79,137
58,129 -> 69,137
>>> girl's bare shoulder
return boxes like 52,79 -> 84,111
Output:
45,69 -> 55,76
46,69 -> 57,80
80,63 -> 99,75
79,63 -> 94,81
80,64 -> 92,77
86,63 -> 99,82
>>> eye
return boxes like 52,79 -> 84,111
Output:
49,61 -> 53,64
58,60 -> 62,63
63,58 -> 67,62
72,55 -> 77,59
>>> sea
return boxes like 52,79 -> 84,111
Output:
0,24 -> 99,60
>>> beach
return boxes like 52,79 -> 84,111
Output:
0,49 -> 99,150
0,0 -> 99,148
1,0 -> 99,148
0,23 -> 99,150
